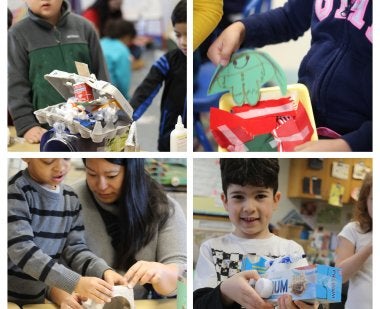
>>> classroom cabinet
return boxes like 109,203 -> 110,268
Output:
287,158 -> 372,204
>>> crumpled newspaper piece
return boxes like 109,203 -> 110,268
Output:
82,285 -> 134,309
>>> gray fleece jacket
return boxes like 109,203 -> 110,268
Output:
8,0 -> 109,137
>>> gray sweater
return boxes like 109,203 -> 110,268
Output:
8,170 -> 110,305
73,180 -> 187,299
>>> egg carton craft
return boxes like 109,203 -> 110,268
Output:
34,69 -> 134,145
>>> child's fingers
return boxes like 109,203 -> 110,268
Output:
241,270 -> 261,281
207,39 -> 224,65
97,278 -> 113,291
113,274 -> 128,285
92,281 -> 116,304
63,300 -> 83,309
90,290 -> 111,304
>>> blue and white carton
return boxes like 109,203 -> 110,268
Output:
241,255 -> 342,303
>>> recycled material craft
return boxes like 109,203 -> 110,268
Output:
208,50 -> 287,106
207,50 -> 317,152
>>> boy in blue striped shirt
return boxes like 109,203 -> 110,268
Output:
8,159 -> 125,306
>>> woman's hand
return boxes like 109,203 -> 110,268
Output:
103,269 -> 127,286
124,261 -> 179,296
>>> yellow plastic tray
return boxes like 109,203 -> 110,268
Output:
218,83 -> 318,152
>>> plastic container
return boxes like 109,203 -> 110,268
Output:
170,116 -> 187,152
34,70 -> 134,145
218,83 -> 318,151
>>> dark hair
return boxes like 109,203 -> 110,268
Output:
103,18 -> 136,39
83,158 -> 170,270
220,159 -> 280,196
171,0 -> 187,26
8,8 -> 13,29
353,171 -> 372,233
88,0 -> 122,37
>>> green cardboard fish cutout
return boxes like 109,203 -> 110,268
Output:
208,50 -> 287,106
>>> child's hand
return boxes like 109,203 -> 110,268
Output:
207,21 -> 246,66
60,292 -> 85,309
278,294 -> 318,309
23,126 -> 47,144
219,270 -> 273,309
75,276 -> 113,304
103,269 -> 127,286
124,261 -> 178,295
294,139 -> 351,152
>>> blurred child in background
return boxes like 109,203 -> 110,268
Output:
101,19 -> 136,99
82,0 -> 123,37
335,171 -> 372,308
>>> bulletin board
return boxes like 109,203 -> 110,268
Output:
193,158 -> 228,217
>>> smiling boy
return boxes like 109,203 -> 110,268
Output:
194,159 -> 315,309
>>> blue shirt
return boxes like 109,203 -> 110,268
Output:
100,37 -> 132,100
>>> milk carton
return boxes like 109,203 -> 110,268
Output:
241,255 -> 342,303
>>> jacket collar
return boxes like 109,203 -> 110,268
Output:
28,0 -> 71,29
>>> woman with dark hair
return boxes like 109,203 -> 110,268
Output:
82,0 -> 123,37
50,158 -> 186,308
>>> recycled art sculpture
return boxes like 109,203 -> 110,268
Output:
208,50 -> 287,106
207,50 -> 317,152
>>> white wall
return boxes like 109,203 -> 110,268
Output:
81,0 -> 179,36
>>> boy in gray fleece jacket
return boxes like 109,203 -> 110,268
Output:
8,159 -> 125,306
8,0 -> 109,144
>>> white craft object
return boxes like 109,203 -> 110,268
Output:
254,278 -> 273,298
82,285 -> 135,309
34,70 -> 133,143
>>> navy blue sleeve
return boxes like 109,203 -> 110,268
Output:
129,54 -> 169,120
342,121 -> 372,151
194,285 -> 241,309
241,0 -> 313,48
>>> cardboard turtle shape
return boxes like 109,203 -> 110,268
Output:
208,50 -> 287,106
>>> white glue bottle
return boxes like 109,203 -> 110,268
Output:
170,115 -> 187,152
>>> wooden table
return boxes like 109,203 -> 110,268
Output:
8,299 -> 176,308
8,126 -> 39,152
